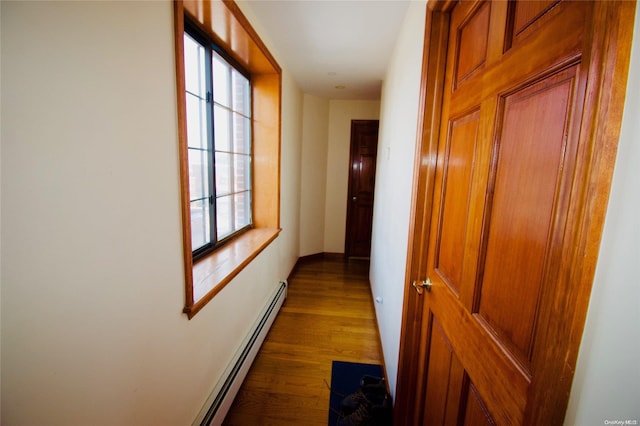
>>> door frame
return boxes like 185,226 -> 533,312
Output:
394,1 -> 636,424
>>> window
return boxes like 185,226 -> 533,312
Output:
184,29 -> 253,259
175,0 -> 282,319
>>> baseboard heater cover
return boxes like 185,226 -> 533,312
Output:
193,280 -> 287,426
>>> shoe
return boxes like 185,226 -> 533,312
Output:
337,391 -> 392,426
338,376 -> 392,426
340,376 -> 387,415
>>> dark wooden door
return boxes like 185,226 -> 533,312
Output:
345,120 -> 379,258
395,1 -> 635,425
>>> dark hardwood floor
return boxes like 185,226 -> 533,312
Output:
223,256 -> 384,425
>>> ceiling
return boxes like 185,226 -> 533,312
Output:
243,0 -> 412,100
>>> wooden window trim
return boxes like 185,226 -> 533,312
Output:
175,0 -> 282,319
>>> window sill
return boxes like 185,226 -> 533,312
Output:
185,227 -> 280,318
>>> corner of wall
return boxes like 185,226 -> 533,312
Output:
300,94 -> 330,257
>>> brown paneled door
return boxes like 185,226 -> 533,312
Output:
345,120 -> 379,258
397,1 -> 635,425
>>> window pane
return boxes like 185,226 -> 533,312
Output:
216,195 -> 233,239
215,152 -> 231,196
188,148 -> 209,200
184,34 -> 206,96
234,191 -> 251,230
184,34 -> 253,254
234,154 -> 251,192
214,104 -> 231,152
232,69 -> 250,116
232,113 -> 251,154
191,199 -> 210,250
212,53 -> 231,107
186,93 -> 207,149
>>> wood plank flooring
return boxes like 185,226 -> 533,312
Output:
223,256 -> 384,425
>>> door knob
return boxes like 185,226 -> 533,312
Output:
352,196 -> 357,201
412,278 -> 432,295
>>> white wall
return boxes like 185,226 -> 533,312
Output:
369,0 -> 427,399
565,5 -> 640,424
278,71 -> 304,270
324,100 -> 380,253
0,1 -> 302,425
300,94 -> 330,256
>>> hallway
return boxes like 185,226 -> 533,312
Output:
223,256 -> 384,425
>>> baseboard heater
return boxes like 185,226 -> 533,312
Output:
193,280 -> 287,426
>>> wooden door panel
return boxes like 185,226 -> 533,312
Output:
430,280 -> 529,425
421,1 -> 593,424
435,110 -> 480,297
422,317 -> 462,426
449,1 -> 587,118
423,314 -> 499,426
462,383 -> 496,426
345,120 -> 379,257
455,1 -> 490,87
395,0 -> 634,425
478,66 -> 579,370
355,154 -> 376,196
349,204 -> 374,256
507,0 -> 563,50
511,0 -> 560,38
